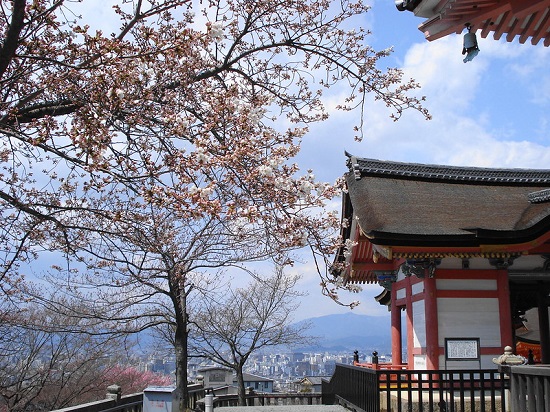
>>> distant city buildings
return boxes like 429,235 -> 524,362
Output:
134,349 -> 389,392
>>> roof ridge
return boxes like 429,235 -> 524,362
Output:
347,157 -> 550,184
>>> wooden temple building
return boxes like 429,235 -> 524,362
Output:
333,155 -> 550,370
394,0 -> 550,47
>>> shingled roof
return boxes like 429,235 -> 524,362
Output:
344,156 -> 550,248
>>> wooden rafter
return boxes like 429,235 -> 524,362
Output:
417,0 -> 550,46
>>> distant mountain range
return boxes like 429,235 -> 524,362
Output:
293,312 -> 392,354
135,312 -> 392,356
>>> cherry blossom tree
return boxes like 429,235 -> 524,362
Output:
0,0 -> 429,410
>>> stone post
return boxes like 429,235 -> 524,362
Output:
493,346 -> 525,412
106,384 -> 122,403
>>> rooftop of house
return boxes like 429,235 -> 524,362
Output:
240,373 -> 274,383
197,366 -> 232,372
298,376 -> 330,385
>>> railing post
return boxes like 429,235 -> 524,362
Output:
106,384 -> 122,403
205,389 -> 213,412
246,387 -> 254,406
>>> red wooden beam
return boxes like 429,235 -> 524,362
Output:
351,262 -> 397,271
531,9 -> 550,45
510,0 -> 550,18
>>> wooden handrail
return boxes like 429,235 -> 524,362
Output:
353,361 -> 408,370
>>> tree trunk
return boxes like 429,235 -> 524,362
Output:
236,364 -> 246,406
173,287 -> 189,412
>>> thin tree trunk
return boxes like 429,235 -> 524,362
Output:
236,365 -> 246,406
173,287 -> 189,412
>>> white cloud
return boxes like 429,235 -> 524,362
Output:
402,36 -> 489,114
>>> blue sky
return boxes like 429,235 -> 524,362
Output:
293,0 -> 550,321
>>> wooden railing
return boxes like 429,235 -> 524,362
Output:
50,389 -> 321,412
506,364 -> 550,411
352,361 -> 408,370
322,363 -> 508,412
50,393 -> 144,412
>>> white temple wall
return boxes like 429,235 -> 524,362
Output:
413,355 -> 426,370
437,297 -> 501,369
437,297 -> 501,343
436,278 -> 497,291
413,300 -> 426,348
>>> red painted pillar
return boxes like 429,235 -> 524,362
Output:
424,277 -> 439,369
406,277 -> 414,368
391,287 -> 402,366
497,270 -> 513,348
